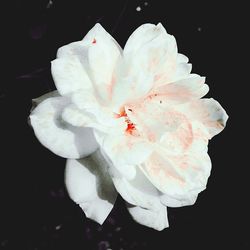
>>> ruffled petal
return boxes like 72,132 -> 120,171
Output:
109,160 -> 161,210
105,153 -> 168,230
112,23 -> 177,106
140,134 -> 211,198
179,98 -> 229,139
127,204 -> 168,231
30,96 -> 98,159
65,150 -> 117,224
102,134 -> 153,179
151,75 -> 209,104
126,98 -> 193,143
160,191 -> 198,208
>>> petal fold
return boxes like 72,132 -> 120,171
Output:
127,204 -> 168,231
30,96 -> 98,158
65,150 -> 117,224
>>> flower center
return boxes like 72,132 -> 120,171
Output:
114,107 -> 136,135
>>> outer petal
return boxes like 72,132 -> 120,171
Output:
51,56 -> 92,96
160,190 -> 198,208
112,23 -> 177,106
108,160 -> 161,210
127,204 -> 168,231
105,151 -> 169,230
56,23 -> 121,103
140,133 -> 211,198
125,23 -> 177,86
30,96 -> 98,159
179,98 -> 229,139
65,150 -> 117,224
150,75 -> 209,104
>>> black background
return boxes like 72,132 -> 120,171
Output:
0,0 -> 248,249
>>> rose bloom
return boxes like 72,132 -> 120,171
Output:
30,23 -> 228,230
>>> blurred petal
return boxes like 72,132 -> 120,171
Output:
65,150 -> 117,224
30,96 -> 98,158
127,204 -> 168,231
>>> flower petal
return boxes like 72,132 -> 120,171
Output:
112,23 -> 177,106
160,190 -> 198,208
51,57 -> 92,96
56,23 -> 121,103
30,96 -> 98,158
65,150 -> 117,224
179,98 -> 229,139
102,134 -> 153,178
140,136 -> 211,198
151,75 -> 209,104
127,98 -> 193,143
105,154 -> 168,230
127,204 -> 168,231
108,160 -> 160,210
124,23 -> 177,86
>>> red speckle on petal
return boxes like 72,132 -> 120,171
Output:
92,38 -> 97,44
114,107 -> 136,135
126,122 -> 136,134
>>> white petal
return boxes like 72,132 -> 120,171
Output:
65,150 -> 117,224
83,24 -> 122,103
56,23 -> 122,103
109,163 -> 161,210
179,98 -> 229,139
104,152 -> 168,230
172,63 -> 192,82
30,96 -> 98,158
51,57 -> 92,96
31,90 -> 59,108
151,75 -> 209,104
140,137 -> 212,198
127,204 -> 168,231
102,134 -> 153,178
160,191 -> 198,208
177,53 -> 189,63
124,23 -> 167,55
124,22 -> 178,87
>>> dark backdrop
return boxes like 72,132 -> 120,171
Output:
0,1 -> 248,249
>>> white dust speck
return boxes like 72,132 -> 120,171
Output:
198,27 -> 202,32
144,1 -> 149,6
55,224 -> 62,230
46,0 -> 53,9
136,6 -> 142,11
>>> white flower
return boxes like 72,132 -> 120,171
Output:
30,23 -> 228,230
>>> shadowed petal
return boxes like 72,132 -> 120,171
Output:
30,96 -> 98,159
65,150 -> 117,224
127,204 -> 168,231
